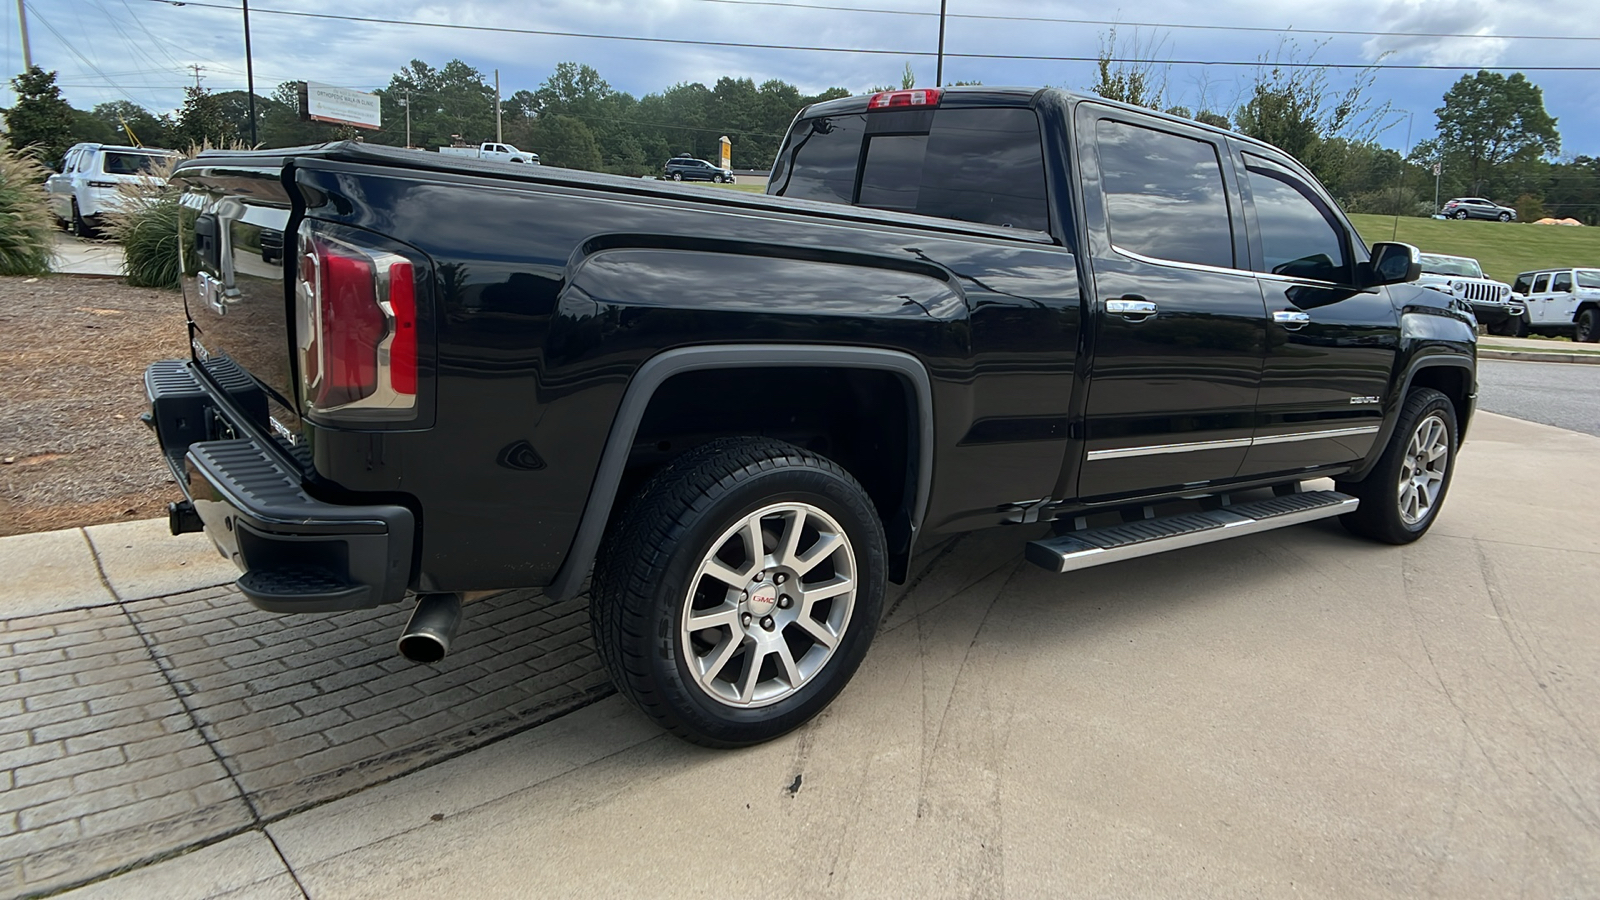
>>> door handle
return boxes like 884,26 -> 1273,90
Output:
1106,298 -> 1158,319
1273,309 -> 1311,330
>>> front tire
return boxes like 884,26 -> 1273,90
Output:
1336,388 -> 1457,544
591,437 -> 887,747
671,172 -> 683,181
1577,308 -> 1600,343
1498,211 -> 1512,222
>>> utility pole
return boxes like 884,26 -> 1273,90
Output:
935,0 -> 947,87
242,0 -> 257,145
401,89 -> 411,149
494,69 -> 503,144
15,0 -> 30,71
188,64 -> 205,89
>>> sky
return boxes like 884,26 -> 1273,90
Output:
7,0 -> 1599,159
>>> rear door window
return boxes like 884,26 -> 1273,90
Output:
1552,271 -> 1573,292
1095,119 -> 1234,269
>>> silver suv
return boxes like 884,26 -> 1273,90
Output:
1439,197 -> 1517,222
46,143 -> 178,237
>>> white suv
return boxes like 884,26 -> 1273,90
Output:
1510,268 -> 1600,342
46,143 -> 179,237
1416,253 -> 1522,335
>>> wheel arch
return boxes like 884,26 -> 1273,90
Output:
1349,354 -> 1475,481
545,345 -> 935,602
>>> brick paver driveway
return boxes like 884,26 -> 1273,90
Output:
1,584 -> 608,898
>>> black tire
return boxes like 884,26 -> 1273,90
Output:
591,436 -> 887,747
71,200 -> 93,238
1452,210 -> 1468,220
671,172 -> 682,181
1577,308 -> 1600,343
1488,314 -> 1525,337
1498,211 -> 1512,222
1336,388 -> 1457,545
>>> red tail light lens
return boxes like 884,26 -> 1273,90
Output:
868,88 -> 942,110
295,223 -> 420,419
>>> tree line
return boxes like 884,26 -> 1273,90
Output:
6,52 -> 1598,224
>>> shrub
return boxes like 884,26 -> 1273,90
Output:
104,157 -> 181,289
0,146 -> 56,276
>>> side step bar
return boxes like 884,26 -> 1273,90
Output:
1025,490 -> 1358,574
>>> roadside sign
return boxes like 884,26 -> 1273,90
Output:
299,82 -> 382,130
1432,163 -> 1442,176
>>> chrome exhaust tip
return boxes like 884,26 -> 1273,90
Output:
397,593 -> 462,663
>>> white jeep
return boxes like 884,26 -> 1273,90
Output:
1416,253 -> 1523,335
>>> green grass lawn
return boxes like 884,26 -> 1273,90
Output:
1346,214 -> 1600,285
712,182 -> 766,193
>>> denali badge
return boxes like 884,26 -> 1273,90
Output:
269,416 -> 298,446
1349,396 -> 1381,405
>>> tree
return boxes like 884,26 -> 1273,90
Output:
1232,39 -> 1390,184
1427,71 -> 1559,196
175,86 -> 234,149
90,101 -> 177,148
3,67 -> 75,166
376,60 -> 495,149
212,91 -> 276,146
529,114 -> 602,170
1089,27 -> 1168,109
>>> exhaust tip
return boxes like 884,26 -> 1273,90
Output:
397,633 -> 448,664
397,593 -> 462,664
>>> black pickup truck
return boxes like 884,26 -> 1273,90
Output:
147,86 -> 1476,746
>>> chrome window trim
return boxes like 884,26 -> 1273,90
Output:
1110,245 -> 1253,279
1087,424 -> 1381,461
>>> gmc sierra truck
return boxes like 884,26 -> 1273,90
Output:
147,87 -> 1476,747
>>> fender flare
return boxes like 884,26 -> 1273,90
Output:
545,344 -> 936,601
1349,352 -> 1475,481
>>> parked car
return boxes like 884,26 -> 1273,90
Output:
1510,267 -> 1600,341
1439,197 -> 1517,222
1416,253 -> 1523,334
148,86 -> 1470,748
664,156 -> 734,183
437,142 -> 538,164
45,143 -> 178,236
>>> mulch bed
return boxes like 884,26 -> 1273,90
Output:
0,276 -> 190,536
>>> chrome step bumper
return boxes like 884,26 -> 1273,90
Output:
1025,491 -> 1358,574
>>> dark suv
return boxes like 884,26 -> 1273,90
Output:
1440,197 -> 1517,222
663,156 -> 734,183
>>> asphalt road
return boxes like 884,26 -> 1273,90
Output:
1478,358 -> 1600,437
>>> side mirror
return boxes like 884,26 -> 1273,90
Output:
1365,241 -> 1421,288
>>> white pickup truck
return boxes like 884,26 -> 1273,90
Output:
437,142 -> 539,164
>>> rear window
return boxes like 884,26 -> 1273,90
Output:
102,152 -> 170,176
772,106 -> 1050,233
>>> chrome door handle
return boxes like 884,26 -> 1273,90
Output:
1273,310 -> 1311,330
1106,298 -> 1158,319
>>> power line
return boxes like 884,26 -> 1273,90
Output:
23,2 -> 145,104
683,0 -> 1600,43
130,0 -> 1600,71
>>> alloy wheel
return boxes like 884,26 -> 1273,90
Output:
1397,413 -> 1450,525
679,502 -> 857,708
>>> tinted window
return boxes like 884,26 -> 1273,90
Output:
1096,120 -> 1233,268
1513,274 -> 1533,293
1244,154 -> 1348,283
1552,272 -> 1573,292
776,107 -> 1049,232
1533,274 -> 1550,293
102,152 -> 168,175
777,114 -> 866,204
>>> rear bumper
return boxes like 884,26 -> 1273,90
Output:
146,359 -> 415,613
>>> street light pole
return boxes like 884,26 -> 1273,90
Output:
402,89 -> 411,149
242,0 -> 257,145
935,0 -> 948,87
15,0 -> 31,71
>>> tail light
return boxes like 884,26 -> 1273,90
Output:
868,88 -> 942,110
294,222 -> 420,419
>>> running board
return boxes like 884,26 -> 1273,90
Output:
1025,490 -> 1359,574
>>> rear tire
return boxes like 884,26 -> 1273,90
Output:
671,172 -> 682,181
71,200 -> 94,238
1577,308 -> 1600,343
1336,388 -> 1457,545
1452,210 -> 1468,220
591,437 -> 887,747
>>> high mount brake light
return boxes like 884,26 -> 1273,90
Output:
867,88 -> 943,110
294,223 -> 419,419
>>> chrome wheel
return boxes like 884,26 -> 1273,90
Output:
1398,413 -> 1450,525
680,502 -> 856,708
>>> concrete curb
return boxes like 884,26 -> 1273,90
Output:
0,519 -> 238,618
1479,348 -> 1600,365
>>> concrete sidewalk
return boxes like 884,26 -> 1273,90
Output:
1479,334 -> 1600,364
48,233 -> 125,278
5,411 -> 1597,899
